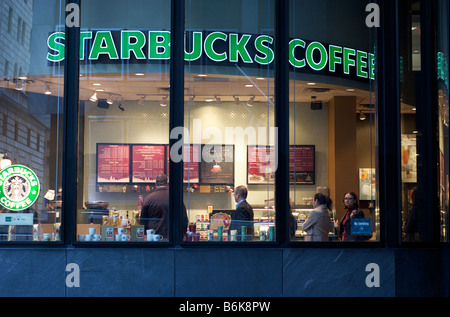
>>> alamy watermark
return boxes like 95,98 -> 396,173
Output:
66,3 -> 80,28
65,263 -> 80,288
365,263 -> 380,288
365,3 -> 380,28
169,120 -> 278,173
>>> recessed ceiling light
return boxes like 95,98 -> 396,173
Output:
256,77 -> 265,80
245,84 -> 253,87
307,82 -> 316,85
134,73 -> 145,76
346,88 -> 355,92
95,88 -> 105,92
93,83 -> 101,86
198,74 -> 207,77
205,98 -> 214,102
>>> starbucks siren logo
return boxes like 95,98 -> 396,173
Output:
0,165 -> 40,211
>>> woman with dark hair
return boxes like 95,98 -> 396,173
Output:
302,193 -> 332,241
333,192 -> 365,241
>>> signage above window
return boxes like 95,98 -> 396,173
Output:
47,30 -> 375,83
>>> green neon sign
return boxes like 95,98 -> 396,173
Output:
0,165 -> 40,211
47,30 -> 375,81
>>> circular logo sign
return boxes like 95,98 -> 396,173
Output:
0,165 -> 40,211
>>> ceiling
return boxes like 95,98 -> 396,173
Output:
3,72 -> 383,113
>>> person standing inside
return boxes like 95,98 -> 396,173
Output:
229,185 -> 254,240
334,192 -> 364,241
140,173 -> 188,239
302,193 -> 332,241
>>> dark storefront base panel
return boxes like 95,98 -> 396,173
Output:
0,248 -> 447,297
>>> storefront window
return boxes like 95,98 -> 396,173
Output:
289,0 -> 378,242
76,0 -> 171,243
184,0 -> 276,242
0,0 -> 64,242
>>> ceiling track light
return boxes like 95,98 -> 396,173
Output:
89,91 -> 98,102
160,96 -> 168,107
246,96 -> 255,107
359,110 -> 367,121
44,82 -> 52,95
107,95 -> 114,105
15,80 -> 24,91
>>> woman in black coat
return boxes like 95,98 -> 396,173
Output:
334,192 -> 364,241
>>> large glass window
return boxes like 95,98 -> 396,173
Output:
436,0 -> 449,242
0,0 -> 64,243
75,0 -> 171,243
289,0 -> 378,242
184,0 -> 276,242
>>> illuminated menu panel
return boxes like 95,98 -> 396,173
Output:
132,145 -> 165,183
97,144 -> 130,183
246,145 -> 315,185
289,145 -> 315,184
200,145 -> 234,185
166,145 -> 201,183
247,145 -> 275,184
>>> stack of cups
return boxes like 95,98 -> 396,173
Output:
117,227 -> 130,241
81,227 -> 102,241
146,229 -> 163,241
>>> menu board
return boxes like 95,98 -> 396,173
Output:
247,145 -> 276,184
166,144 -> 201,183
131,145 -> 165,183
246,145 -> 315,185
289,145 -> 315,184
97,144 -> 130,183
200,145 -> 234,185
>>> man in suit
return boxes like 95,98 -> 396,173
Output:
229,185 -> 254,240
140,174 -> 188,239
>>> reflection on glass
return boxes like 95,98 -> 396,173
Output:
0,0 -> 64,242
289,0 -> 378,242
76,0 -> 171,242
400,0 -> 421,242
437,0 -> 449,242
184,0 -> 276,242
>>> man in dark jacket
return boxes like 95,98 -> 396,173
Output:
229,185 -> 254,240
140,174 -> 188,239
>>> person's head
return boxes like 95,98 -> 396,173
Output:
314,193 -> 332,209
155,173 -> 168,187
234,185 -> 248,202
343,192 -> 358,209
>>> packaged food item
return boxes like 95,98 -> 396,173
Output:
54,223 -> 61,241
33,224 -> 40,241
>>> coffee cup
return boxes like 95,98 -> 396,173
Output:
121,234 -> 130,241
88,227 -> 96,235
78,234 -> 85,241
43,233 -> 51,241
146,234 -> 153,241
146,229 -> 155,235
117,227 -> 128,235
85,234 -> 93,241
152,234 -> 163,241
115,234 -> 121,241
121,218 -> 131,227
93,234 -> 102,241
